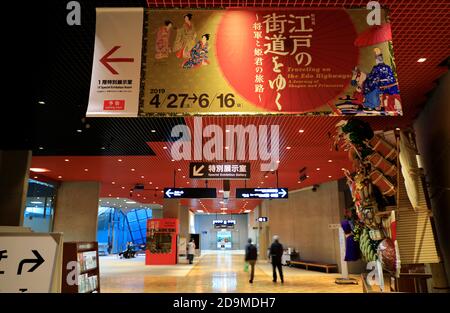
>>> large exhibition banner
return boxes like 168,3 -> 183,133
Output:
142,9 -> 402,116
87,8 -> 143,117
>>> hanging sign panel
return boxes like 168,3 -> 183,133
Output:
142,8 -> 402,116
163,188 -> 217,199
189,162 -> 251,179
87,8 -> 143,117
236,188 -> 288,199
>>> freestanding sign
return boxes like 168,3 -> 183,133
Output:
0,232 -> 63,293
236,188 -> 288,199
87,8 -> 144,117
189,162 -> 250,179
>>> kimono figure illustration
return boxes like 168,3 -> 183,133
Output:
173,13 -> 196,59
182,34 -> 210,69
351,48 -> 401,113
155,20 -> 173,60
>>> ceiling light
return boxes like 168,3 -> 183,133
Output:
197,210 -> 204,213
395,127 -> 401,131
286,146 -> 291,150
276,160 -> 280,163
163,146 -> 167,149
316,168 -> 320,171
182,176 -> 186,178
76,129 -> 82,133
108,194 -> 112,196
141,175 -> 144,178
116,197 -> 120,199
297,181 -> 301,183
84,168 -> 88,172
126,201 -> 136,204
30,168 -> 50,173
64,159 -> 70,162
186,182 -> 190,184
417,58 -> 427,63
225,146 -> 229,150
171,159 -> 175,162
38,101 -> 45,104
143,197 -> 146,200
118,159 -> 122,162
155,187 -> 159,189
220,207 -> 227,210
151,129 -> 156,133
112,182 -> 116,184
328,175 -> 332,178
218,190 -> 224,193
299,129 -> 304,133
58,176 -> 62,179
328,160 -> 332,163
265,175 -> 268,178
38,146 -> 44,150
244,210 -> 251,213
121,187 -> 125,189
131,168 -> 135,171
178,168 -> 181,171
101,147 -> 106,150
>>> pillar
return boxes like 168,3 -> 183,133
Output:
0,150 -> 31,226
53,181 -> 100,242
162,199 -> 190,239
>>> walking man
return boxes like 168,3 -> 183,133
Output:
245,238 -> 258,283
269,235 -> 284,283
187,239 -> 196,264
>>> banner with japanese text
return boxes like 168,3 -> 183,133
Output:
87,8 -> 143,117
142,8 -> 402,116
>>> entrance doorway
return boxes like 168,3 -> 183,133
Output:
217,230 -> 232,249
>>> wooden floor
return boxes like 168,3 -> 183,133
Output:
100,252 -> 362,293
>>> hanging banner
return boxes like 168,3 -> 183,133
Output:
142,8 -> 402,116
87,8 -> 143,117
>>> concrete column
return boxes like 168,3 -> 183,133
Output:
53,181 -> 100,242
0,150 -> 31,226
162,199 -> 190,239
259,203 -> 270,260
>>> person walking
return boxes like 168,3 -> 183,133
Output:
245,238 -> 258,283
269,235 -> 284,283
187,239 -> 196,264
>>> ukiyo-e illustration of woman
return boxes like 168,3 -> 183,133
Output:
155,20 -> 173,60
182,34 -> 210,69
173,13 -> 196,59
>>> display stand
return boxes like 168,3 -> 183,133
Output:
61,242 -> 100,293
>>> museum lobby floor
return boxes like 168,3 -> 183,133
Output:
99,251 -> 362,293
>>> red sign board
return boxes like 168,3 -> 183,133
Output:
103,99 -> 125,110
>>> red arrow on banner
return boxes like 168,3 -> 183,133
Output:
100,46 -> 134,75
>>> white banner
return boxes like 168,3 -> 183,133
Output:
87,8 -> 143,117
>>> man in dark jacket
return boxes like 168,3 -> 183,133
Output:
269,235 -> 284,283
245,238 -> 258,283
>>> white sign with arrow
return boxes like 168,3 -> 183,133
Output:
0,233 -> 62,293
236,188 -> 288,199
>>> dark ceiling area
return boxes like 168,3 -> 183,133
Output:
2,0 -> 449,156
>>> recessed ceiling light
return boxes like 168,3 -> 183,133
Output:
126,201 -> 136,204
112,182 -> 116,184
101,147 -> 106,150
299,129 -> 304,133
151,129 -> 156,133
38,146 -> 44,150
64,159 -> 69,162
276,160 -> 280,163
163,146 -> 167,149
108,193 -> 112,196
316,168 -> 320,171
156,187 -> 159,189
118,159 -> 122,162
76,129 -> 82,133
265,175 -> 268,178
225,146 -> 229,150
116,197 -> 119,199
225,129 -> 230,133
38,101 -> 45,104
395,127 -> 401,131
306,175 -> 310,178
328,175 -> 332,178
182,176 -> 186,178
187,182 -> 190,184
143,197 -> 146,200
244,210 -> 251,213
153,201 -> 156,204
286,146 -> 291,150
84,168 -> 88,172
58,176 -> 62,179
141,175 -> 144,178
171,159 -> 175,162
30,168 -> 50,173
178,168 -> 181,171
197,210 -> 204,213
328,160 -> 332,163
261,181 -> 264,184
297,181 -> 301,183
121,186 -> 125,189
417,58 -> 427,63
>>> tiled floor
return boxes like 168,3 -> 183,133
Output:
100,252 -> 362,293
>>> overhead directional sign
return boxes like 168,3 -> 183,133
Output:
164,188 -> 217,199
236,188 -> 288,199
189,162 -> 250,180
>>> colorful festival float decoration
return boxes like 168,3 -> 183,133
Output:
333,118 -> 401,279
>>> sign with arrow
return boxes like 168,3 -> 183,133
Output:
87,8 -> 143,117
0,232 -> 63,293
236,188 -> 289,199
163,188 -> 217,199
189,162 -> 250,180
